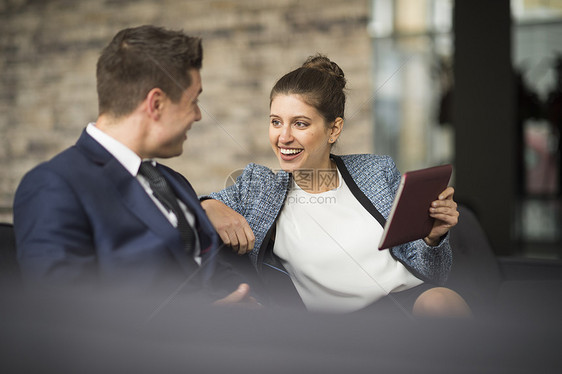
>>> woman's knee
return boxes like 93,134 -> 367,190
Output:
412,287 -> 472,318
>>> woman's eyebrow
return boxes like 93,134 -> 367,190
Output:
269,114 -> 312,120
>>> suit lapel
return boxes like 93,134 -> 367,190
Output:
75,130 -> 199,275
159,166 -> 219,282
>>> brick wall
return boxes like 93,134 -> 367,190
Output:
0,0 -> 373,222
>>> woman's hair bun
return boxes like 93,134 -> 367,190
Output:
270,53 -> 347,122
302,54 -> 346,89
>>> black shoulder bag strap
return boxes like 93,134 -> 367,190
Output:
332,154 -> 387,228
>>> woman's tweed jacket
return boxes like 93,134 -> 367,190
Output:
208,154 -> 452,285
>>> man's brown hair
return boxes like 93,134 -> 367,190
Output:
96,25 -> 202,117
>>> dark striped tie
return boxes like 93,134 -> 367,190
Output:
138,161 -> 195,255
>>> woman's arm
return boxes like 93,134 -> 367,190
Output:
201,199 -> 255,255
200,163 -> 263,255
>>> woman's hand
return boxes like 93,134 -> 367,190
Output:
423,186 -> 459,246
201,199 -> 255,255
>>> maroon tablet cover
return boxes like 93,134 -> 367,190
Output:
378,164 -> 453,250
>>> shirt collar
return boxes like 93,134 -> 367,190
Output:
86,122 -> 142,176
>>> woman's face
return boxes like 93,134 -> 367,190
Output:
269,94 -> 341,172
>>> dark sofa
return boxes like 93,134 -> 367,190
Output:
446,205 -> 562,316
0,222 -> 19,290
2,211 -> 562,373
2,207 -> 562,314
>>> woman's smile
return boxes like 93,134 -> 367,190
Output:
279,147 -> 304,160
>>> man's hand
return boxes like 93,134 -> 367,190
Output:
213,283 -> 262,308
424,186 -> 459,246
201,199 -> 255,255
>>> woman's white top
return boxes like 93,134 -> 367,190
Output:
273,168 -> 423,313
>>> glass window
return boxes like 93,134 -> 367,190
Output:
512,0 -> 562,246
370,0 -> 454,173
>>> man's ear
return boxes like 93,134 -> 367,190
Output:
145,88 -> 165,120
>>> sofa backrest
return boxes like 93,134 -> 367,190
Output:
447,205 -> 503,307
0,223 -> 20,287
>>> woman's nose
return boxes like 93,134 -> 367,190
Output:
279,125 -> 293,143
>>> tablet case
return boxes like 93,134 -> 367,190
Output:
378,164 -> 453,250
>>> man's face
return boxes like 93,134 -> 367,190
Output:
151,69 -> 202,158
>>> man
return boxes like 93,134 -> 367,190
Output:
13,25 -> 254,305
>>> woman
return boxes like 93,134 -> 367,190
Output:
202,55 -> 468,316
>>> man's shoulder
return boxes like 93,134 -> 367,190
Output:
17,136 -> 112,197
26,145 -> 88,178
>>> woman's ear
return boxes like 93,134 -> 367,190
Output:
329,117 -> 344,143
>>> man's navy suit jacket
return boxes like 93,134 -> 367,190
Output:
13,130 -> 230,295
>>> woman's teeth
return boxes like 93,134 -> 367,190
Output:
280,148 -> 303,155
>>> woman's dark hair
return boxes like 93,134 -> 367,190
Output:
96,25 -> 202,118
270,54 -> 347,124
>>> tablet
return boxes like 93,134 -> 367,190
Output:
378,164 -> 453,250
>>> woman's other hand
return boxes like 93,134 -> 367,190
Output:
201,199 -> 255,255
424,187 -> 459,246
